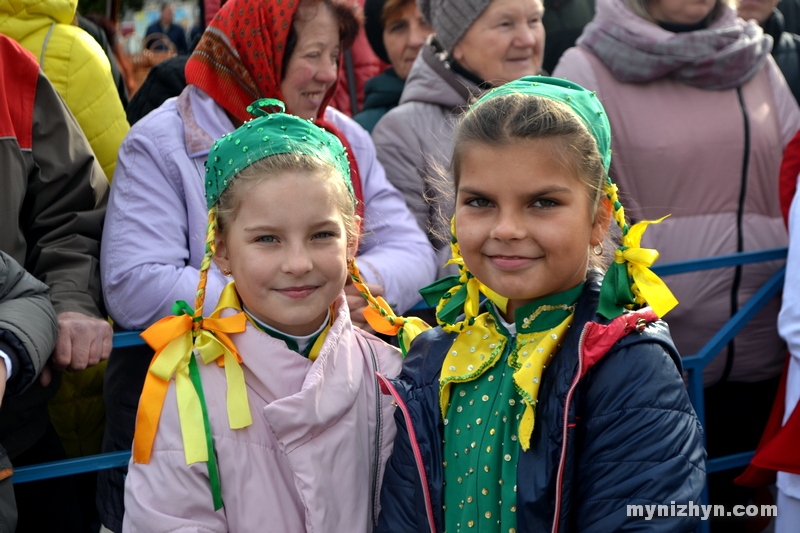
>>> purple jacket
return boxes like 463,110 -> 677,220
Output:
101,86 -> 437,329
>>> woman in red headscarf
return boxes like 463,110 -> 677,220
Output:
102,0 -> 435,332
96,1 -> 436,531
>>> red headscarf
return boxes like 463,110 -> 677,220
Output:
185,0 -> 364,214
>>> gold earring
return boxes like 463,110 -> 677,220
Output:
592,243 -> 604,256
222,268 -> 232,276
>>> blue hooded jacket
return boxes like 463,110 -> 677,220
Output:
375,271 -> 706,532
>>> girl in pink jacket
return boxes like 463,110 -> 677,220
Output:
122,99 -> 402,532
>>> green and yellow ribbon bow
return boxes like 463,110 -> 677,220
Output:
598,207 -> 679,319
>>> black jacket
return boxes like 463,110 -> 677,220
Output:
765,9 -> 800,104
374,272 -> 706,532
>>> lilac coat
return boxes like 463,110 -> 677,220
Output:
123,294 -> 402,532
101,86 -> 437,329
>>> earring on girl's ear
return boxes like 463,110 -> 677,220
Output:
222,268 -> 232,277
593,243 -> 604,256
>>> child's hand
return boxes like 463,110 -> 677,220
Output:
344,281 -> 385,333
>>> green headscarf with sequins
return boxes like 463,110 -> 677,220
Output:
204,98 -> 354,209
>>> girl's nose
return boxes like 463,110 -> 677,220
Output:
490,210 -> 526,241
281,246 -> 314,275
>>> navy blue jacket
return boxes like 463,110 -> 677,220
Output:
375,272 -> 706,532
145,21 -> 188,55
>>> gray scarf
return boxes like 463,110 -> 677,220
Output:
577,0 -> 772,90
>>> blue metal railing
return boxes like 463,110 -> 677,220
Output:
13,247 -> 790,530
651,248 -> 787,533
13,451 -> 132,484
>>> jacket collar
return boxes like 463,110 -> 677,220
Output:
177,85 -> 235,159
400,37 -> 483,109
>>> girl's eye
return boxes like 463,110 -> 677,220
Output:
533,198 -> 558,208
257,235 -> 277,243
312,231 -> 335,240
465,197 -> 493,208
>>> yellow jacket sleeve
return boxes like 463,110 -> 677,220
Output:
38,26 -> 130,181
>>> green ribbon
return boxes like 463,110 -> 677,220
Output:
419,275 -> 459,307
172,300 -> 195,317
597,261 -> 636,320
188,354 -> 223,511
418,275 -> 471,325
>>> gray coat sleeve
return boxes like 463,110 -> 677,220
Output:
372,105 -> 436,237
0,251 -> 58,396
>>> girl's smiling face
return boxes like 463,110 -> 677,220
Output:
214,171 -> 356,336
455,139 -> 610,318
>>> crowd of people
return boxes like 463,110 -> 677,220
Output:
1,0 -> 800,531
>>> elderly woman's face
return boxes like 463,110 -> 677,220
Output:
383,2 -> 433,80
451,0 -> 544,86
281,5 -> 340,120
648,0 -> 717,24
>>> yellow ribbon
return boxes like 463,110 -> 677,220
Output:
512,315 -> 573,451
133,282 -> 250,465
439,313 -> 507,419
616,216 -> 678,318
306,313 -> 333,362
133,314 -> 193,464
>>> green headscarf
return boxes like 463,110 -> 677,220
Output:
204,98 -> 353,209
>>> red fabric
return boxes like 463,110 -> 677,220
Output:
185,0 -> 364,216
735,354 -> 800,486
779,129 -> 800,226
186,0 -> 302,124
0,35 -> 39,149
579,308 -> 660,379
749,396 -> 800,475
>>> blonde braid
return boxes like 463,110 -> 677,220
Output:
193,207 -> 218,334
